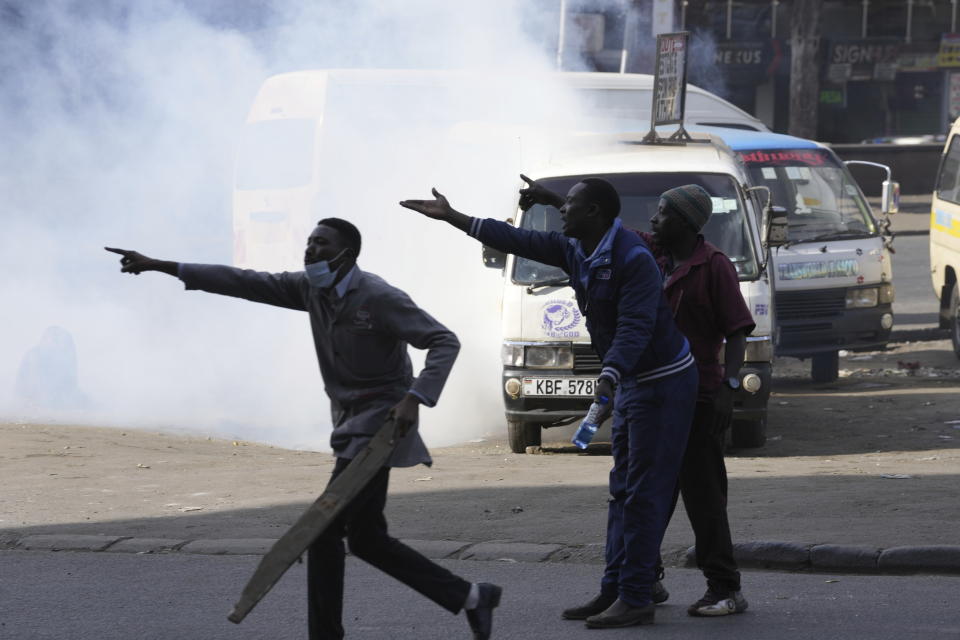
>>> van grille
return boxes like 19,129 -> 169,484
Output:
573,345 -> 602,372
775,290 -> 846,319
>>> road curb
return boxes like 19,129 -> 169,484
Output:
5,534 -> 960,575
878,546 -> 960,573
683,541 -> 960,574
17,534 -> 126,552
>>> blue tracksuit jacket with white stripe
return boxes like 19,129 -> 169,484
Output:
468,217 -> 692,386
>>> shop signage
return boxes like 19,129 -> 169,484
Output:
827,39 -> 900,81
820,88 -> 845,107
715,42 -> 765,66
939,33 -> 960,67
898,50 -> 940,72
713,41 -> 778,80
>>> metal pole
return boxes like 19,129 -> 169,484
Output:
620,4 -> 630,73
556,0 -> 567,70
726,0 -> 733,40
681,0 -> 688,30
906,0 -> 913,44
953,0 -> 958,33
619,0 -> 629,74
862,0 -> 869,38
771,0 -> 779,39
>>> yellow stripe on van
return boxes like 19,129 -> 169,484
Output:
931,207 -> 960,239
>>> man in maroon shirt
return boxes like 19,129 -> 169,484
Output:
640,184 -> 755,616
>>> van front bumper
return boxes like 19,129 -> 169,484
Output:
502,361 -> 772,426
775,303 -> 894,357
501,367 -> 592,426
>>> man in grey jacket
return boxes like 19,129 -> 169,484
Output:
105,217 -> 501,640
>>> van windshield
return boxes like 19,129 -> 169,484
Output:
513,172 -> 758,284
235,118 -> 316,190
739,148 -> 877,243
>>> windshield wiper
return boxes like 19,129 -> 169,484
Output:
792,230 -> 872,244
526,277 -> 570,293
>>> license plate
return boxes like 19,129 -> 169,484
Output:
522,377 -> 596,397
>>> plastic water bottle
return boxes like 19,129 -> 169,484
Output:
571,396 -> 609,449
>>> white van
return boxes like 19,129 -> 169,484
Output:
705,129 -> 898,381
488,134 -> 776,452
232,69 -> 768,270
930,117 -> 960,353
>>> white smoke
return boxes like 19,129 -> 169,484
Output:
0,0 -> 595,450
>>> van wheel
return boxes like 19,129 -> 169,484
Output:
731,417 -> 766,449
811,351 -> 839,382
507,420 -> 542,454
951,285 -> 960,359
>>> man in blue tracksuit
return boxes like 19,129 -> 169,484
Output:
400,177 -> 698,629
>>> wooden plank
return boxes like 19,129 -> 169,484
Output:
228,419 -> 399,624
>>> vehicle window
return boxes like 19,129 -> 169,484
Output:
740,148 -> 877,243
235,118 -> 316,191
936,135 -> 960,204
513,172 -> 758,284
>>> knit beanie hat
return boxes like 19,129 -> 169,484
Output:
660,184 -> 713,231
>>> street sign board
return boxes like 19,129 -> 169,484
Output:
650,31 -> 689,127
644,31 -> 701,144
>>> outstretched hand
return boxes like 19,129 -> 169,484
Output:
518,174 -> 562,211
104,247 -> 155,275
399,188 -> 454,220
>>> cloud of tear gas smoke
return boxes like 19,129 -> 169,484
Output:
0,0 -> 598,450
687,31 -> 725,100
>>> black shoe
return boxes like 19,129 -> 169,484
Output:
652,580 -> 669,604
561,592 -> 617,620
584,599 -> 655,629
466,583 -> 502,640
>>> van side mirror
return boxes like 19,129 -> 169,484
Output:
482,245 -> 506,269
767,205 -> 789,247
882,180 -> 900,215
844,159 -> 898,215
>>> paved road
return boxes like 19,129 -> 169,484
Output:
892,233 -> 940,330
2,551 -> 958,640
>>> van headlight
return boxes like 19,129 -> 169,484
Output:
501,343 -> 524,367
525,345 -> 575,369
878,283 -> 895,304
846,287 -> 879,308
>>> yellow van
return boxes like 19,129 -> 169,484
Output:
930,117 -> 960,354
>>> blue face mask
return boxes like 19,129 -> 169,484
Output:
304,250 -> 348,289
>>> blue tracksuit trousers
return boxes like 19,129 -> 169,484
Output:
600,364 -> 698,607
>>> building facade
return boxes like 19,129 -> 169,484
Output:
556,0 -> 960,142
